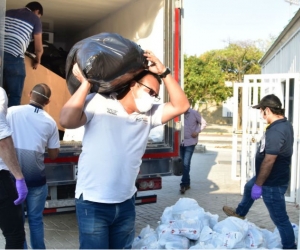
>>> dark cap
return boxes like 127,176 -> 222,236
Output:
252,94 -> 282,109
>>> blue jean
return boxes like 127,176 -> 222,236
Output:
23,184 -> 48,249
236,176 -> 296,249
3,52 -> 26,107
180,144 -> 196,187
76,195 -> 136,249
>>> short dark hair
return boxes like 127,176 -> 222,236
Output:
134,70 -> 162,85
26,2 -> 43,16
116,70 -> 161,98
268,107 -> 285,116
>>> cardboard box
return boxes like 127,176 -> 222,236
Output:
22,56 -> 71,131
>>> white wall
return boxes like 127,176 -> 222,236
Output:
261,10 -> 300,74
222,97 -> 234,117
68,1 -> 164,61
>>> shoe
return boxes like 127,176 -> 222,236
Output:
180,185 -> 190,194
222,206 -> 245,220
180,186 -> 186,194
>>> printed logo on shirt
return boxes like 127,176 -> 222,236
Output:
127,114 -> 149,124
260,134 -> 265,153
136,115 -> 149,124
107,108 -> 118,115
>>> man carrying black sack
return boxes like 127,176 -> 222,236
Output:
223,94 -> 296,249
60,50 -> 189,249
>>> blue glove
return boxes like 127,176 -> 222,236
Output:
251,184 -> 262,200
14,178 -> 28,205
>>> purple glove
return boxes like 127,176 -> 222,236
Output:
14,178 -> 28,205
251,184 -> 262,200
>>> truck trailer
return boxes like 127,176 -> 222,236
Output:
3,0 -> 184,213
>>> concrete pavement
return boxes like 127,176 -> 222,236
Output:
0,145 -> 298,249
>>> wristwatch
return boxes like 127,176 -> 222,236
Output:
159,67 -> 171,78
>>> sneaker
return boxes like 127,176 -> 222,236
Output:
222,206 -> 245,220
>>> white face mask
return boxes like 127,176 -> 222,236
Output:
260,109 -> 268,124
133,89 -> 154,113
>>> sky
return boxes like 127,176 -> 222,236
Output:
183,0 -> 300,56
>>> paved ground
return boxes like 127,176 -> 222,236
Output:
0,145 -> 298,249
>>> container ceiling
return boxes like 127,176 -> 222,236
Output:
6,0 -> 134,35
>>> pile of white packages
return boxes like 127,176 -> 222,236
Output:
133,198 -> 298,249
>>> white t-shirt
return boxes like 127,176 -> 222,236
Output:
75,93 -> 164,203
5,104 -> 60,187
0,87 -> 12,171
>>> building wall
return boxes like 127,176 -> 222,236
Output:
260,10 -> 300,74
262,29 -> 300,74
197,103 -> 233,125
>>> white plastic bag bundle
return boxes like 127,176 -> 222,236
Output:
172,198 -> 200,219
158,227 -> 190,249
199,226 -> 213,242
163,235 -> 190,249
197,226 -> 223,248
160,206 -> 174,225
219,231 -> 245,249
137,198 -> 299,249
189,242 -> 215,249
213,217 -> 249,239
181,209 -> 204,220
205,211 -> 219,228
197,210 -> 219,228
260,228 -> 281,249
244,221 -> 264,248
156,224 -> 172,240
201,226 -> 244,249
132,225 -> 159,249
132,234 -> 159,249
139,225 -> 155,238
169,219 -> 202,240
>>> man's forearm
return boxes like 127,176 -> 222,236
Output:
255,154 -> 277,186
0,136 -> 24,180
163,74 -> 189,112
60,80 -> 91,128
35,52 -> 43,64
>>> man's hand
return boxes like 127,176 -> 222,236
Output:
144,50 -> 166,75
32,59 -> 40,70
73,63 -> 88,83
191,132 -> 199,138
251,184 -> 262,200
14,178 -> 28,205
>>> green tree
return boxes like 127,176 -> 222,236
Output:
216,40 -> 264,127
184,40 -> 264,126
216,40 -> 263,82
184,53 -> 232,107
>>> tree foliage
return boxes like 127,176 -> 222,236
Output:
184,53 -> 231,107
184,40 -> 264,106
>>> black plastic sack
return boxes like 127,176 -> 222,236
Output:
65,32 -> 148,95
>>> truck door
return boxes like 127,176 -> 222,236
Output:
140,0 -> 183,168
